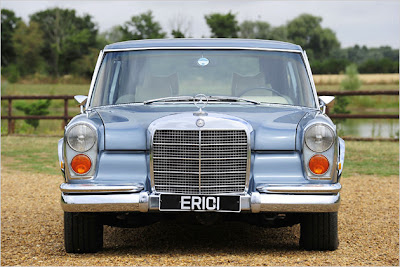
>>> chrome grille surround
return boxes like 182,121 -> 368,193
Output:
149,113 -> 252,195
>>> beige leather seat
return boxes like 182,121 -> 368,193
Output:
231,72 -> 290,104
134,73 -> 179,102
231,72 -> 267,96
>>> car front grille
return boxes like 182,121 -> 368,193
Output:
152,130 -> 248,194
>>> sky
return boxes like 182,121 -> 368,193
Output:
1,0 -> 399,48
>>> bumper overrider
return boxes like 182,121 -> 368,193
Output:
60,183 -> 341,213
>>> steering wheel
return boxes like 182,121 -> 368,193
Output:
238,87 -> 287,98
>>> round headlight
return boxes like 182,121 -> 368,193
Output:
305,124 -> 334,152
67,124 -> 96,152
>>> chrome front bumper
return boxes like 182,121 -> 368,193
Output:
60,183 -> 341,213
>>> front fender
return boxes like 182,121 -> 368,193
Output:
338,137 -> 345,180
58,138 -> 65,177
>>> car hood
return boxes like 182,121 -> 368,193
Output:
95,104 -> 313,151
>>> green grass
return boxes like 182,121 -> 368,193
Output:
1,136 -> 398,177
318,84 -> 399,115
1,136 -> 61,175
349,95 -> 398,114
343,141 -> 399,177
1,82 -> 87,135
1,101 -> 81,135
316,83 -> 399,92
3,82 -> 397,96
1,82 -> 90,96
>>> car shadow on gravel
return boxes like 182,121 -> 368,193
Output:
102,221 -> 300,254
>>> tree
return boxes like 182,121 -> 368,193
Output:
13,21 -> 45,76
1,9 -> 21,66
169,14 -> 192,38
15,99 -> 51,129
341,64 -> 362,91
341,45 -> 399,73
71,47 -> 100,78
171,30 -> 185,38
333,64 -> 361,115
97,26 -> 124,48
205,12 -> 239,38
119,11 -> 166,40
286,14 -> 340,60
310,58 -> 350,74
239,20 -> 271,39
30,8 -> 98,76
269,25 -> 289,42
359,58 -> 399,73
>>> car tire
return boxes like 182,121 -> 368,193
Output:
300,212 -> 338,251
64,212 -> 103,253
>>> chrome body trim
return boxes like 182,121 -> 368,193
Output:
86,46 -> 319,109
302,50 -> 320,109
61,190 -> 340,213
250,192 -> 340,213
256,183 -> 341,194
86,50 -> 104,110
104,46 -> 303,53
61,191 -> 149,213
60,183 -> 144,193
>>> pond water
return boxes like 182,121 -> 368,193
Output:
336,119 -> 399,138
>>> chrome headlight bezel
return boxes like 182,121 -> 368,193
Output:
303,122 -> 338,181
305,123 -> 334,153
64,121 -> 98,181
66,123 -> 97,152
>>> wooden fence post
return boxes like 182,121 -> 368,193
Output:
7,99 -> 14,134
63,98 -> 68,128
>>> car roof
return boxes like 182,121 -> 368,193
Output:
104,38 -> 303,52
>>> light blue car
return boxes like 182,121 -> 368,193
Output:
58,39 -> 345,253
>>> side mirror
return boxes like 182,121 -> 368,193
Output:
319,96 -> 335,114
74,95 -> 88,114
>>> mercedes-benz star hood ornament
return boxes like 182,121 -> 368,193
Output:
193,94 -> 208,116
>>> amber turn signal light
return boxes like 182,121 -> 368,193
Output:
71,154 -> 91,174
309,154 -> 329,175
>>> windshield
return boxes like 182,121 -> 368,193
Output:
91,49 -> 316,108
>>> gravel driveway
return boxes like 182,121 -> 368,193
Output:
1,164 -> 398,266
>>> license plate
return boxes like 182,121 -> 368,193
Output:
159,194 -> 241,212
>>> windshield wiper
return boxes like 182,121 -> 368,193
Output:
143,95 -> 260,105
143,96 -> 194,105
209,95 -> 260,105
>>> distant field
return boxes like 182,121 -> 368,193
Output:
314,73 -> 399,85
316,83 -> 398,92
1,74 -> 398,96
1,82 -> 90,96
1,82 -> 88,135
